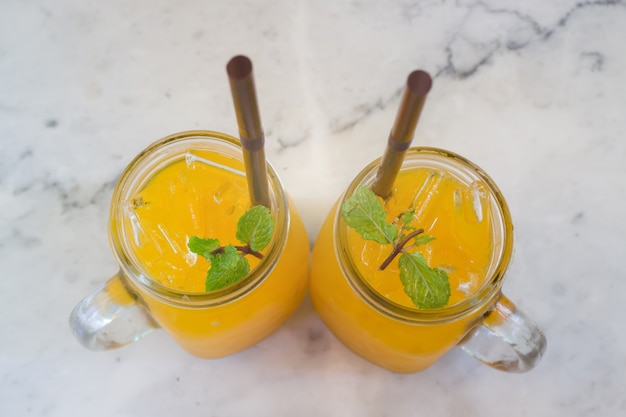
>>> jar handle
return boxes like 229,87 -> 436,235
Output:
69,272 -> 158,350
459,293 -> 547,372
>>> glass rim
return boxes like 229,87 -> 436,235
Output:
334,146 -> 514,324
108,130 -> 290,308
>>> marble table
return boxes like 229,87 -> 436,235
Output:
2,0 -> 625,415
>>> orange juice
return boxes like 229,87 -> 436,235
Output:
125,149 -> 261,292
347,168 -> 493,309
109,131 -> 310,358
310,148 -> 513,372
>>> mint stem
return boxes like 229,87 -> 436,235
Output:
379,228 -> 424,270
211,245 -> 264,260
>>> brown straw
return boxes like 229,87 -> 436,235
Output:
226,55 -> 271,208
370,70 -> 433,199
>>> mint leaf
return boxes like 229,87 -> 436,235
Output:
413,235 -> 435,247
398,252 -> 450,309
341,186 -> 398,244
206,245 -> 250,291
236,205 -> 274,252
188,236 -> 220,261
402,209 -> 415,229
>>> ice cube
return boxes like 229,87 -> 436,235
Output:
184,252 -> 197,266
184,236 -> 198,267
359,240 -> 386,269
455,181 -> 489,224
157,223 -> 184,255
123,196 -> 164,253
410,171 -> 443,223
123,201 -> 146,247
457,272 -> 480,296
213,180 -> 247,215
185,152 -> 245,177
146,229 -> 165,255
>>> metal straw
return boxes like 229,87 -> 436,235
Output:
370,70 -> 432,199
226,55 -> 271,208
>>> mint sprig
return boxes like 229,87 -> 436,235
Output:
188,205 -> 274,292
341,186 -> 450,309
341,185 -> 398,244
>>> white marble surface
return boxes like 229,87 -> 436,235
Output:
1,0 -> 625,415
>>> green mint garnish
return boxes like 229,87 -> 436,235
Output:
412,234 -> 436,247
236,205 -> 274,252
205,245 -> 250,291
187,236 -> 220,261
401,209 -> 415,228
341,185 -> 398,244
398,252 -> 451,309
341,186 -> 450,309
188,205 -> 274,292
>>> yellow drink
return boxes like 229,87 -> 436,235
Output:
126,149 -> 261,292
310,148 -> 513,373
109,131 -> 310,358
348,168 -> 493,308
